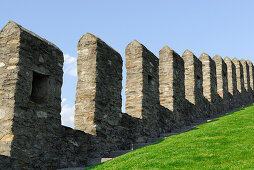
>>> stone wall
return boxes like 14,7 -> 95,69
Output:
75,33 -> 122,137
159,46 -> 186,128
199,53 -> 217,116
213,55 -> 229,112
224,57 -> 237,108
125,40 -> 160,137
0,21 -> 110,169
182,50 -> 208,120
0,21 -> 254,169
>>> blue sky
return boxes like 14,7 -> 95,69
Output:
1,0 -> 253,128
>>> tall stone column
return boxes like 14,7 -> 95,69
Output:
213,55 -> 229,112
182,50 -> 207,119
232,58 -> 245,106
199,53 -> 217,115
75,33 -> 122,136
125,40 -> 159,136
159,46 -> 185,126
224,57 -> 237,108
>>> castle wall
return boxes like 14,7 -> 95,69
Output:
1,21 -> 254,169
182,50 -> 208,120
125,40 -> 160,137
75,33 -> 122,137
159,46 -> 185,127
199,53 -> 217,115
213,55 -> 229,112
232,58 -> 245,106
224,57 -> 237,109
0,21 -> 20,157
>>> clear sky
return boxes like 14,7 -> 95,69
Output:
1,0 -> 253,128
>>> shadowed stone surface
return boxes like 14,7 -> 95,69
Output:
0,21 -> 254,169
213,55 -> 229,112
125,40 -> 160,137
159,46 -> 186,127
75,33 -> 122,136
224,57 -> 237,108
0,21 -> 110,169
199,53 -> 217,115
182,50 -> 208,120
232,58 -> 245,105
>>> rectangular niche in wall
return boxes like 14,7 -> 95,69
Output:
31,71 -> 49,104
148,74 -> 154,91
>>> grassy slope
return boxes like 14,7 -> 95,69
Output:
90,105 -> 254,169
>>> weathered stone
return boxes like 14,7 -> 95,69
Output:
232,58 -> 245,105
224,57 -> 237,108
159,46 -> 185,127
75,33 -> 122,136
213,55 -> 229,112
0,21 -> 104,169
199,53 -> 217,115
125,40 -> 160,137
182,50 -> 208,120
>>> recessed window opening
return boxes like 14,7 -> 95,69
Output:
31,72 -> 49,104
148,74 -> 154,91
240,74 -> 244,85
197,75 -> 201,89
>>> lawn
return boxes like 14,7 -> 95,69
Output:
89,104 -> 254,169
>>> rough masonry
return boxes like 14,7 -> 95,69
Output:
0,21 -> 253,169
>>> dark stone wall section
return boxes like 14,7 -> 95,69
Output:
0,21 -> 253,169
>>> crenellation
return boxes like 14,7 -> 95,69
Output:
182,50 -> 208,119
159,45 -> 185,127
240,59 -> 251,92
75,33 -> 123,136
0,21 -> 253,169
199,53 -> 217,115
224,57 -> 237,108
213,55 -> 229,112
247,60 -> 254,91
125,40 -> 160,137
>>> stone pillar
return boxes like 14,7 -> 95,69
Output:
182,50 -> 207,119
224,57 -> 237,108
247,60 -> 254,101
159,46 -> 185,126
199,53 -> 217,115
240,59 -> 251,104
247,60 -> 254,91
75,33 -> 122,136
0,21 -> 63,164
213,55 -> 229,112
232,58 -> 245,106
240,59 -> 251,92
125,40 -> 159,136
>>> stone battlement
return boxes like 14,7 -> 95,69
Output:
0,21 -> 253,169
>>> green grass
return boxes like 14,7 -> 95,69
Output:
89,105 -> 254,170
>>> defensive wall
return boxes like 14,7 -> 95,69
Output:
0,21 -> 253,169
